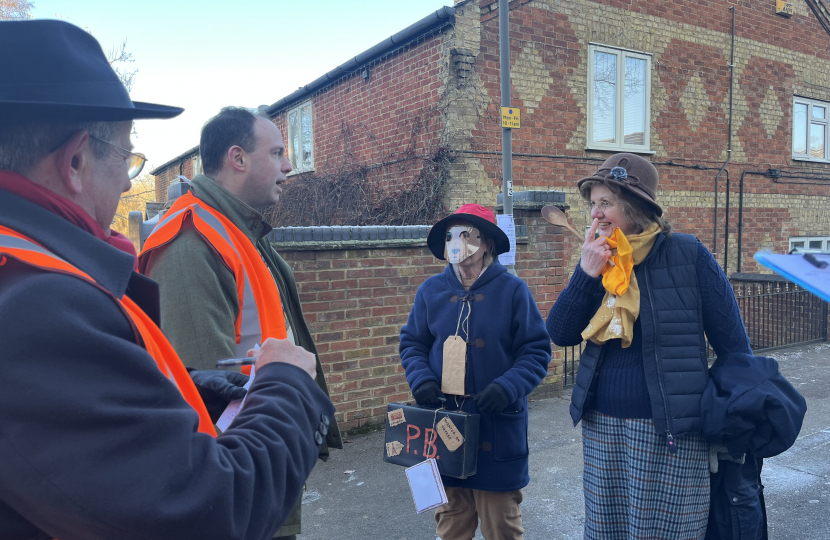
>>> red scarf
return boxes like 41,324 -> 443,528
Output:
0,170 -> 138,267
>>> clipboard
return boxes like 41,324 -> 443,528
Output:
754,251 -> 830,303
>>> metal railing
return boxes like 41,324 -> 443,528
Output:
560,281 -> 828,387
562,342 -> 582,388
733,281 -> 828,352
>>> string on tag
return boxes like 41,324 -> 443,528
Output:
453,296 -> 472,340
442,296 -> 473,397
455,296 -> 473,341
431,400 -> 446,433
422,399 -> 447,464
461,299 -> 471,340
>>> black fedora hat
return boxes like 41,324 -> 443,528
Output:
427,203 -> 510,261
0,20 -> 183,121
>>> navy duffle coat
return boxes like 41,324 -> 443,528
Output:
400,262 -> 552,492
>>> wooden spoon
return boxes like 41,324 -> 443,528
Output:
541,205 -> 583,240
541,205 -> 615,267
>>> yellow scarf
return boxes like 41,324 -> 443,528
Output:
581,223 -> 662,348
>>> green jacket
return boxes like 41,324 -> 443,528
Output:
143,174 -> 342,456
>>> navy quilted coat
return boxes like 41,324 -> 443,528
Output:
571,233 -> 719,442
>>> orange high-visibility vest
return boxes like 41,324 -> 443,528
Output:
138,192 -> 287,360
0,225 -> 216,436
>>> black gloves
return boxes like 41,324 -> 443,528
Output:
413,380 -> 444,407
414,381 -> 511,412
475,382 -> 510,414
189,370 -> 250,422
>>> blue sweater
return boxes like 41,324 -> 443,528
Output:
547,242 -> 750,420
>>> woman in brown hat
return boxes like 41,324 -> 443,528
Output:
547,154 -> 752,539
400,204 -> 551,540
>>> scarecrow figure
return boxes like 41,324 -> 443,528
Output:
400,204 -> 551,540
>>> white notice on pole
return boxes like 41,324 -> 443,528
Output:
496,214 -> 516,266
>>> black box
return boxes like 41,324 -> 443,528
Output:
383,403 -> 479,479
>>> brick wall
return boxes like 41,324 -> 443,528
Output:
151,0 -> 830,265
142,0 -> 830,430
455,0 -> 830,277
270,204 -> 567,433
152,148 -> 198,203
280,245 -> 439,432
269,32 -> 446,195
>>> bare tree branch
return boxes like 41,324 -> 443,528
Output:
107,39 -> 137,93
0,0 -> 34,20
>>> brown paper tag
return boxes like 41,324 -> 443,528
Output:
441,335 -> 466,395
386,440 -> 404,457
387,408 -> 406,427
436,416 -> 464,452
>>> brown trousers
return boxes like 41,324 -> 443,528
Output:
435,487 -> 524,540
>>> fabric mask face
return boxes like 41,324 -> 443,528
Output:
444,225 -> 482,264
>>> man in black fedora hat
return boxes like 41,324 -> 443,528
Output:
0,19 -> 334,540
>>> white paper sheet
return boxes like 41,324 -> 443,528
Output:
496,214 -> 516,266
215,366 -> 256,432
405,458 -> 447,514
754,251 -> 830,303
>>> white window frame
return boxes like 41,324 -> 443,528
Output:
789,236 -> 830,253
286,100 -> 314,175
587,43 -> 653,154
792,96 -> 830,162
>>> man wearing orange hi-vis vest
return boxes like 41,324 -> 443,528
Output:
139,107 -> 342,540
0,20 -> 334,540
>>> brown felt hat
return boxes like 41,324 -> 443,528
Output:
577,153 -> 662,216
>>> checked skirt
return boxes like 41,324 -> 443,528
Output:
582,411 -> 710,540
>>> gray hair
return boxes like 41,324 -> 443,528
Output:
0,120 -> 116,175
579,179 -> 673,235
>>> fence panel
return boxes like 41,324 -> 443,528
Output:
734,281 -> 828,353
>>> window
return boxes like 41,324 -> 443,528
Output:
587,44 -> 652,153
287,100 -> 314,174
191,155 -> 202,177
793,97 -> 829,162
789,236 -> 830,253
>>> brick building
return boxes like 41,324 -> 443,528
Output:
149,0 -> 830,432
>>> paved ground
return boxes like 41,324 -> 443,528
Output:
299,342 -> 830,539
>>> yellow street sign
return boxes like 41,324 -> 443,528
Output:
501,106 -> 521,129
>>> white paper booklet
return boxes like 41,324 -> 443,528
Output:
215,366 -> 255,432
405,458 -> 447,514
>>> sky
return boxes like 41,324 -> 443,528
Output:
31,0 -> 453,172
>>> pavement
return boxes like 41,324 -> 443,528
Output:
299,342 -> 830,540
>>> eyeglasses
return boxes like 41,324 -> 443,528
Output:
584,200 -> 618,213
89,135 -> 146,179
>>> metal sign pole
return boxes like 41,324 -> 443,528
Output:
498,0 -> 516,275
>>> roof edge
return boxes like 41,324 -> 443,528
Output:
805,0 -> 830,38
149,144 -> 199,176
265,5 -> 455,116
